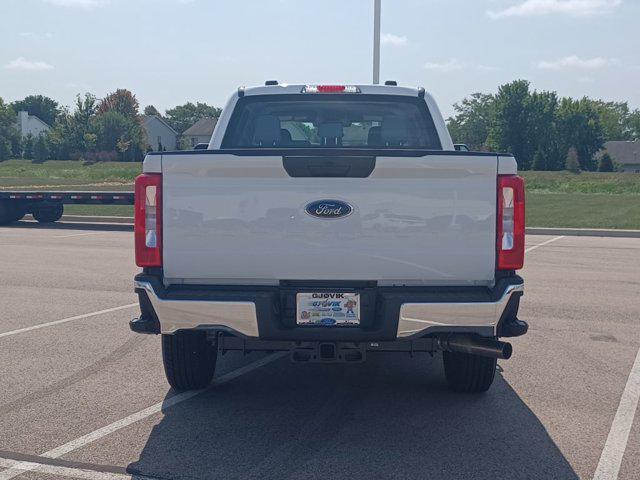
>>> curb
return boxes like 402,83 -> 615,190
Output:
56,215 -> 640,238
59,215 -> 134,225
526,227 -> 640,238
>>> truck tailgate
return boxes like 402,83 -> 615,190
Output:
162,153 -> 498,286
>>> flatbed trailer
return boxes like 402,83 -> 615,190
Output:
0,191 -> 134,225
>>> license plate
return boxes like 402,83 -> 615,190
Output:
296,292 -> 360,326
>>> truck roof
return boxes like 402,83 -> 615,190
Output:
241,84 -> 424,98
209,83 -> 453,150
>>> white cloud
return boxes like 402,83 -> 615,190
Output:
20,32 -> 53,39
536,55 -> 619,70
424,59 -> 497,73
381,33 -> 409,47
476,64 -> 500,72
424,59 -> 465,72
487,0 -> 622,19
5,57 -> 55,71
42,0 -> 108,8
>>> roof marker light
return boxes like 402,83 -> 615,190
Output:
302,85 -> 361,94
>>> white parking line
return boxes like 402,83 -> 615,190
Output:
0,304 -> 138,339
525,235 -> 565,253
593,346 -> 640,480
0,352 -> 286,480
0,457 -> 141,480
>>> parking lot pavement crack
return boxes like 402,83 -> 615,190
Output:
0,353 -> 286,480
0,450 -> 129,476
0,337 -> 144,417
244,366 -> 362,479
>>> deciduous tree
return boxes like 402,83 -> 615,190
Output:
565,147 -> 580,173
598,152 -> 615,172
0,97 -> 19,160
0,140 -> 11,161
592,101 -> 631,141
50,94 -> 98,158
144,105 -> 161,116
557,98 -> 604,171
165,102 -> 222,134
627,110 -> 640,139
487,80 -> 532,168
94,89 -> 146,161
11,95 -> 60,126
96,89 -> 140,118
22,134 -> 34,160
33,134 -> 49,163
447,93 -> 494,151
93,110 -> 144,161
532,149 -> 546,171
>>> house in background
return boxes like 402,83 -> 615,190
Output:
182,117 -> 218,148
601,140 -> 640,173
16,111 -> 50,138
142,115 -> 178,151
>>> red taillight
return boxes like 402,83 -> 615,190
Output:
497,175 -> 525,270
135,173 -> 162,267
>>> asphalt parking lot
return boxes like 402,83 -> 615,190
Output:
0,223 -> 639,480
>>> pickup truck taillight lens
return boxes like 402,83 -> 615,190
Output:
497,175 -> 525,270
135,173 -> 162,267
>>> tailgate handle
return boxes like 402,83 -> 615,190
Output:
283,156 -> 376,178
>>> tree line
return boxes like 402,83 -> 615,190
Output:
447,79 -> 640,172
0,89 -> 221,162
1,81 -> 638,167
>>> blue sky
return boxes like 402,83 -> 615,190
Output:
1,0 -> 639,117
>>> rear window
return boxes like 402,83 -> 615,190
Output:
221,94 -> 442,150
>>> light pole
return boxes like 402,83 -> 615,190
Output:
373,0 -> 381,84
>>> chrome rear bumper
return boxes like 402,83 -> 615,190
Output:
135,280 -> 260,336
397,283 -> 524,337
133,277 -> 524,339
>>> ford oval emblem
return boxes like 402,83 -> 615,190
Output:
305,200 -> 353,219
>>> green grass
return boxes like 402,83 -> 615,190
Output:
521,171 -> 640,195
63,205 -> 134,216
527,193 -> 640,229
521,172 -> 640,229
0,159 -> 139,189
1,160 -> 639,229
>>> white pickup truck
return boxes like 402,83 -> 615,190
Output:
130,82 -> 527,394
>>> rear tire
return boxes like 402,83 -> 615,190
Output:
162,331 -> 217,391
442,351 -> 497,393
32,204 -> 64,223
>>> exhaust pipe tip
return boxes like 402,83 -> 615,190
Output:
439,335 -> 513,360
